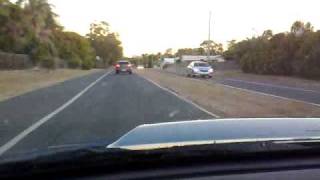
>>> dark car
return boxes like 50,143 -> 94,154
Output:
114,60 -> 132,74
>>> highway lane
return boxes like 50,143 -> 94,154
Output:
0,71 -> 106,147
0,71 -> 212,157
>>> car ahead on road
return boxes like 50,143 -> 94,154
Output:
114,60 -> 132,74
3,118 -> 320,179
186,61 -> 214,78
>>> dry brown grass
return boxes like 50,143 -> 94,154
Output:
137,69 -> 320,118
0,69 -> 102,102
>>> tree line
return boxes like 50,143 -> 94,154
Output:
127,53 -> 161,68
175,40 -> 224,57
225,21 -> 320,79
0,0 -> 123,69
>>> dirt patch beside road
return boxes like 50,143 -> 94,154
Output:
137,69 -> 320,118
0,69 -> 103,102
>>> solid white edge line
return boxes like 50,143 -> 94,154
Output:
224,78 -> 320,94
0,71 -> 112,156
219,83 -> 320,107
162,70 -> 320,108
138,74 -> 220,118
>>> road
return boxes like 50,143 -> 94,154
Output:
164,66 -> 320,106
216,78 -> 320,106
0,70 -> 212,157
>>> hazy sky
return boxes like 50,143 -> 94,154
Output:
49,0 -> 319,56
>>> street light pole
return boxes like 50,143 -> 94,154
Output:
207,11 -> 212,61
208,11 -> 211,42
252,28 -> 258,37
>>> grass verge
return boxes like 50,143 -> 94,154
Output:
0,69 -> 103,102
137,69 -> 320,118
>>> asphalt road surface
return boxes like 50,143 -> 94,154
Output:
0,70 -> 212,157
165,66 -> 320,106
216,78 -> 320,106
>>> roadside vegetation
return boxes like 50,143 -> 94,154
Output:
129,40 -> 224,68
0,0 -> 123,70
175,40 -> 224,57
224,21 -> 320,79
0,69 -> 101,101
129,54 -> 162,68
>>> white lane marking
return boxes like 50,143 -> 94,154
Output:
192,76 -> 320,107
0,71 -> 112,156
158,70 -> 320,108
224,78 -> 320,94
219,83 -> 320,107
139,74 -> 220,118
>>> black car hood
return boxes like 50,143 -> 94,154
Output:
108,118 -> 320,150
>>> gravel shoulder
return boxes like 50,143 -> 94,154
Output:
0,69 -> 103,102
137,69 -> 320,118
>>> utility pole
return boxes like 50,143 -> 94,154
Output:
208,11 -> 211,42
252,28 -> 258,37
207,11 -> 212,61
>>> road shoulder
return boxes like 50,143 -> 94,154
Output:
0,69 -> 103,102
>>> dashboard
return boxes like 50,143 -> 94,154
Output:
76,156 -> 320,179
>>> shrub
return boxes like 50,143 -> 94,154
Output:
81,58 -> 94,70
67,58 -> 81,69
41,57 -> 56,69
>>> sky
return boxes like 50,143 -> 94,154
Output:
49,0 -> 320,57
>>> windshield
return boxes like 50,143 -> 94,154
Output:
119,61 -> 129,65
1,0 -> 320,168
194,63 -> 210,67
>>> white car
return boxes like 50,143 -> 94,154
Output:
186,61 -> 214,78
137,65 -> 145,70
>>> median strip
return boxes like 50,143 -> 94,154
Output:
137,69 -> 320,118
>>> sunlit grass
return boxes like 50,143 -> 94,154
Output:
0,69 -> 102,102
